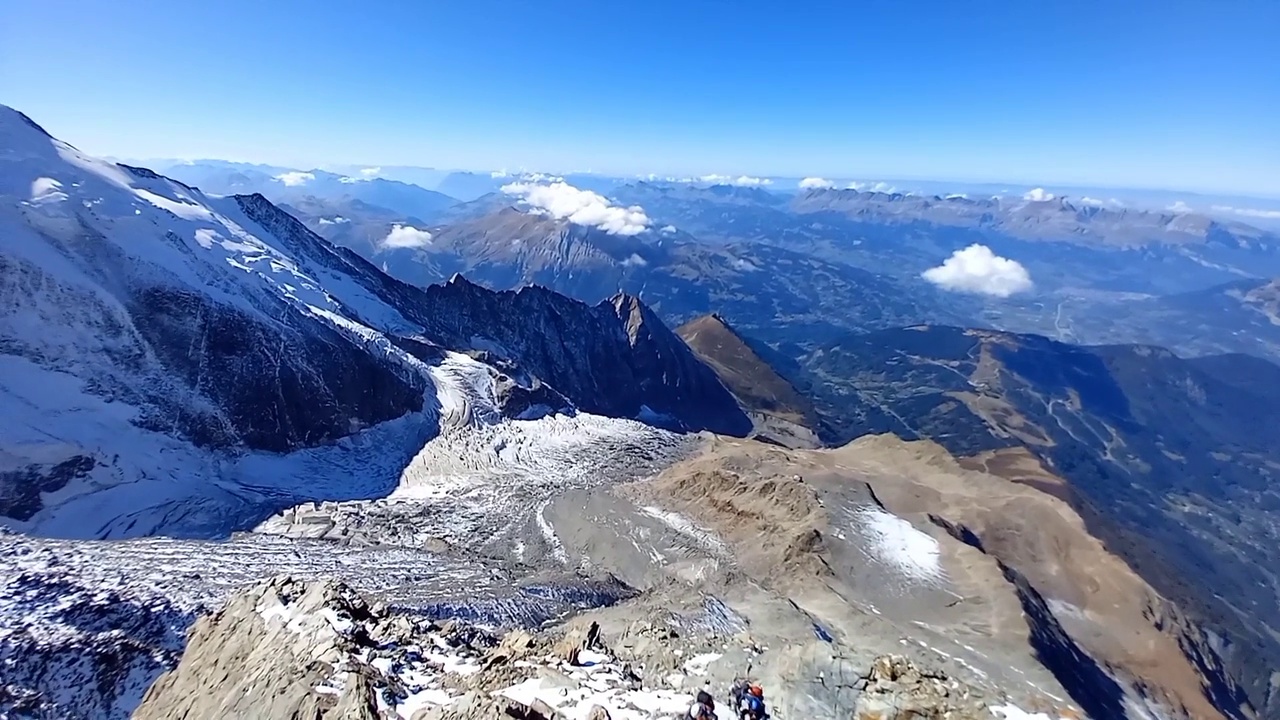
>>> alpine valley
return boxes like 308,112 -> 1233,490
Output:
3,104 -> 1278,720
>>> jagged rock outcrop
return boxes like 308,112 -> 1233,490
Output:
676,313 -> 822,447
853,655 -> 992,720
415,275 -> 751,435
134,578 -> 1037,720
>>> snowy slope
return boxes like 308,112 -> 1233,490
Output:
0,106 -> 729,718
1,106 -> 448,538
0,105 -> 732,540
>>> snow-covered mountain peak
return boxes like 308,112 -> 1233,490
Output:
2,105 -> 750,543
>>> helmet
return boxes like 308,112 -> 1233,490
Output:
749,684 -> 764,697
696,690 -> 715,707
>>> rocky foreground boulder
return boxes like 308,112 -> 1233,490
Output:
133,577 -> 1060,719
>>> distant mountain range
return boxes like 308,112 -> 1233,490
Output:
155,161 -> 459,223
792,187 -> 1280,249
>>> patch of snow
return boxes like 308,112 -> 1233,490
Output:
640,506 -> 730,557
681,652 -> 722,676
29,177 -> 67,204
537,500 -> 569,564
854,507 -> 946,584
990,704 -> 1063,720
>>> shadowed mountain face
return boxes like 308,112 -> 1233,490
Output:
795,325 -> 1280,717
676,314 -> 821,447
414,276 -> 751,436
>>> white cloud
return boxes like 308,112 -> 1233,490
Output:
847,181 -> 896,193
520,172 -> 563,183
490,170 -> 510,178
1167,201 -> 1193,214
660,224 -> 677,234
944,193 -> 968,200
360,167 -> 381,177
1078,197 -> 1123,208
317,216 -> 350,226
733,258 -> 760,272
1212,205 -> 1280,220
381,224 -> 433,249
922,244 -> 1033,298
501,181 -> 649,235
1023,187 -> 1055,202
799,177 -> 836,189
621,253 -> 648,267
30,177 -> 67,204
274,171 -> 315,187
696,174 -> 772,187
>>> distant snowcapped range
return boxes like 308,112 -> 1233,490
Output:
132,156 -> 1280,230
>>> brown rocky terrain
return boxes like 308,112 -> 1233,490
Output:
550,433 -> 1239,719
676,313 -> 822,448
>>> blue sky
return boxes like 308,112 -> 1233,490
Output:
3,0 -> 1278,195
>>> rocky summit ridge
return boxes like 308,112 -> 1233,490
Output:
133,576 -> 1046,720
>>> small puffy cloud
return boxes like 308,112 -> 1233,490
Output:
733,257 -> 760,272
30,177 -> 67,204
698,174 -> 772,187
490,170 -> 510,178
1167,201 -> 1193,214
1023,187 -> 1055,202
847,181 -> 896,193
1079,197 -> 1124,208
1212,205 -> 1280,220
800,177 -> 836,189
502,181 -> 649,235
944,193 -> 968,200
317,216 -> 350,226
520,172 -> 564,183
381,224 -> 433,249
922,244 -> 1033,298
660,224 -> 677,234
360,167 -> 381,177
621,253 -> 648,267
274,171 -> 315,187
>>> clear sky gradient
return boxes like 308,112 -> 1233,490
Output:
3,0 -> 1277,195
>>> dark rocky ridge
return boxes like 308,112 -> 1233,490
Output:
414,276 -> 750,435
675,313 -> 822,445
235,194 -> 750,435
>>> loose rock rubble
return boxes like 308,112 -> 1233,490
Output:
133,577 -> 1077,720
853,654 -> 992,720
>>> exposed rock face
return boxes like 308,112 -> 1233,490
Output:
134,577 -> 1032,720
676,313 -> 821,447
854,655 -> 991,720
414,275 -> 751,435
133,577 -> 385,720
